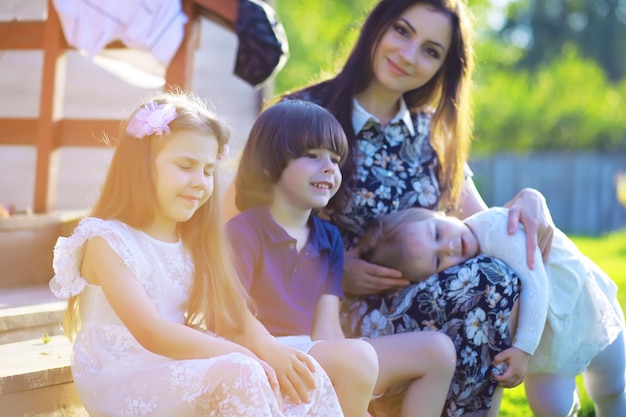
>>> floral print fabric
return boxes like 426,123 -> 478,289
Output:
342,257 -> 519,416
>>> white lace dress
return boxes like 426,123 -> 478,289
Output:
49,217 -> 344,417
465,208 -> 623,376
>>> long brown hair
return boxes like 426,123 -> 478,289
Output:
283,0 -> 475,212
63,90 -> 249,340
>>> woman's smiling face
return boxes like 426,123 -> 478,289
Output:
370,3 -> 452,96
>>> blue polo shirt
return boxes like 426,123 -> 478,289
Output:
226,205 -> 344,336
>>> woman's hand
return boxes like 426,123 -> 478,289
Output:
505,188 -> 555,269
259,343 -> 317,405
342,249 -> 410,296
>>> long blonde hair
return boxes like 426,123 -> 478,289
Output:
63,90 -> 249,340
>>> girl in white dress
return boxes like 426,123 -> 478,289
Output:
357,206 -> 626,417
49,90 -> 344,417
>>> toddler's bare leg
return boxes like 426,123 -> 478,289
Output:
583,328 -> 626,417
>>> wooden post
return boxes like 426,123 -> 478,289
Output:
165,0 -> 202,91
33,0 -> 66,213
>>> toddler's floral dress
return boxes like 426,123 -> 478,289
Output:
50,217 -> 343,417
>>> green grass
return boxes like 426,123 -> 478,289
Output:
499,228 -> 626,416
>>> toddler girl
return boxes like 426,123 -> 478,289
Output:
227,100 -> 457,417
359,206 -> 626,417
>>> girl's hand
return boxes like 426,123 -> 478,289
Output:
492,347 -> 530,388
505,188 -> 555,269
258,359 -> 284,411
260,343 -> 317,405
342,249 -> 410,296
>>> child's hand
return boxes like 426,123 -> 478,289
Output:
260,343 -> 317,405
492,346 -> 530,388
257,359 -> 284,411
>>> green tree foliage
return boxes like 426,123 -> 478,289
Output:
497,0 -> 626,81
273,0 -> 626,153
274,0 -> 375,94
473,43 -> 626,154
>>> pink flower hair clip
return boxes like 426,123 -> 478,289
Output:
126,102 -> 178,139
217,144 -> 230,162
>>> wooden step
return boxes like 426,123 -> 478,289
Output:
0,286 -> 65,344
0,335 -> 86,416
0,286 -> 86,416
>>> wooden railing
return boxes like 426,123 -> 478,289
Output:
0,0 -> 238,213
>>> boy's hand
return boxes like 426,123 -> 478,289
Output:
492,347 -> 530,388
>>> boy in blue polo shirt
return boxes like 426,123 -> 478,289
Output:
227,100 -> 456,417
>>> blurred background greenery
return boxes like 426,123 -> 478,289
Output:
274,0 -> 626,155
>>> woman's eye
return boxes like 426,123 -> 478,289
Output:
425,47 -> 441,59
303,153 -> 317,159
393,23 -> 409,38
178,165 -> 191,170
331,157 -> 341,164
204,169 -> 214,177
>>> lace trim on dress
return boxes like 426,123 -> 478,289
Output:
49,217 -> 136,299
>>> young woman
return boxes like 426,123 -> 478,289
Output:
227,100 -> 456,417
49,91 -> 344,416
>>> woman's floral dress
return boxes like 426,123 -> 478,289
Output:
49,218 -> 344,417
285,88 -> 521,417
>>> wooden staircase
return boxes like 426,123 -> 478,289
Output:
0,211 -> 85,416
0,286 -> 82,417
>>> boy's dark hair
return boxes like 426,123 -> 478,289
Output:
235,100 -> 348,211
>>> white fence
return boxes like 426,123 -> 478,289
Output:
470,152 -> 626,236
